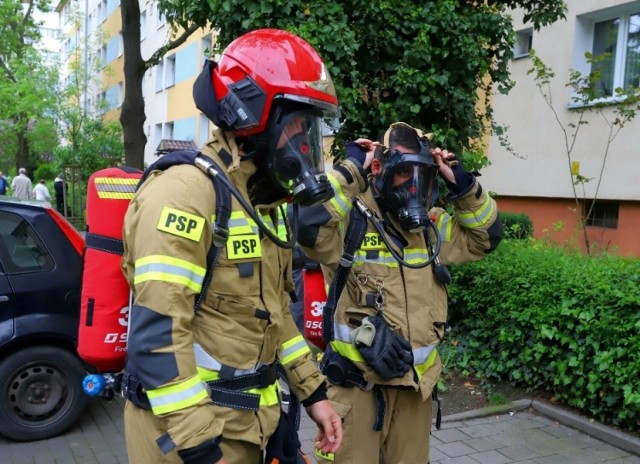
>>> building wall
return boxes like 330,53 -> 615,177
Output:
483,0 -> 640,254
497,196 -> 640,256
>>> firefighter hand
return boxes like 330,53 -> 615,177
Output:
354,138 -> 380,171
306,399 -> 343,453
431,147 -> 458,184
431,147 -> 475,194
346,138 -> 379,171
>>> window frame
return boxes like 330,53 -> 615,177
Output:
572,2 -> 640,105
513,28 -> 533,60
584,200 -> 620,229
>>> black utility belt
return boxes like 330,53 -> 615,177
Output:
123,364 -> 280,412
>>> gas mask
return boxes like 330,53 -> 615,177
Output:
261,108 -> 334,207
376,146 -> 440,233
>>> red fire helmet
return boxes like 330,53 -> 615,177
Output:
210,29 -> 338,136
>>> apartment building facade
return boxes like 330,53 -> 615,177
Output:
482,0 -> 640,255
55,0 -> 212,166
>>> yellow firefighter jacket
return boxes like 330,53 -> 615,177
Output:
299,159 -> 502,399
121,134 -> 325,453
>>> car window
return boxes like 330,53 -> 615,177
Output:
0,211 -> 54,274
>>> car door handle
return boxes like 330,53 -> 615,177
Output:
0,295 -> 9,302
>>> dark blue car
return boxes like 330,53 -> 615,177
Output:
0,197 -> 87,441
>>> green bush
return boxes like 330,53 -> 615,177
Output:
33,164 -> 57,182
446,239 -> 640,431
499,212 -> 533,239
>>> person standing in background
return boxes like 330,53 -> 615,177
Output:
0,171 -> 9,195
11,168 -> 32,200
33,179 -> 52,202
54,175 -> 67,214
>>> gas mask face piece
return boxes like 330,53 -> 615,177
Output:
264,109 -> 334,207
377,150 -> 440,233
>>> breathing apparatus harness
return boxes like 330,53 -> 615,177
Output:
123,149 -> 303,431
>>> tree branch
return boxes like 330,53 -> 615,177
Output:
144,23 -> 200,70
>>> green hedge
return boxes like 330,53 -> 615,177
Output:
499,211 -> 533,239
446,239 -> 640,430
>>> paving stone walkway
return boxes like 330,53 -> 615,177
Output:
1,395 -> 638,463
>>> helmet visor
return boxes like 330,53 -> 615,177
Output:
272,111 -> 325,191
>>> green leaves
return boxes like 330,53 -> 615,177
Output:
448,240 -> 640,431
196,0 -> 565,156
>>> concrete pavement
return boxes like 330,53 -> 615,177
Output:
1,395 -> 638,463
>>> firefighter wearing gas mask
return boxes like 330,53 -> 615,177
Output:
122,29 -> 343,464
298,122 -> 503,463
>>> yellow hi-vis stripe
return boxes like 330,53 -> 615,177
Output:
327,174 -> 350,218
458,197 -> 495,229
316,448 -> 335,461
414,347 -> 438,380
329,339 -> 365,363
134,255 -> 206,292
281,335 -> 312,365
146,375 -> 209,415
94,177 -> 138,199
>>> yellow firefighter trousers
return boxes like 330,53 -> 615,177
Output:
124,400 -> 263,464
315,385 -> 433,464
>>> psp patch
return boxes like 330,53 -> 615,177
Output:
226,233 -> 262,259
360,232 -> 387,251
157,207 -> 206,242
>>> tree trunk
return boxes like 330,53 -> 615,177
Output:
15,128 -> 29,173
120,0 -> 147,170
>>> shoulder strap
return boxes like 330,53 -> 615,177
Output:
194,155 -> 231,311
322,201 -> 368,344
137,150 -> 232,312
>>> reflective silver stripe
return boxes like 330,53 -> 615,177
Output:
135,262 -> 205,286
193,344 -> 266,376
354,251 -> 398,268
147,381 -> 207,408
281,338 -> 308,360
333,323 -> 352,343
413,345 -> 437,365
458,198 -> 495,228
438,214 -> 452,241
228,218 -> 259,235
403,249 -> 429,263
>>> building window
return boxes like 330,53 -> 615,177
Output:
575,5 -> 640,100
585,201 -> 619,228
165,55 -> 176,88
592,13 -> 640,98
201,35 -> 212,65
155,61 -> 164,92
513,28 -> 533,59
164,122 -> 174,140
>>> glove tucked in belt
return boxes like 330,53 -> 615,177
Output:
352,313 -> 413,381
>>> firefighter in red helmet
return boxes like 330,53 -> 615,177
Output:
122,29 -> 342,464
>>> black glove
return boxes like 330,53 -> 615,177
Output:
345,141 -> 367,165
354,313 -> 413,381
444,157 -> 475,196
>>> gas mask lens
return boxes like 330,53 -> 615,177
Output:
380,154 -> 439,232
270,111 -> 333,206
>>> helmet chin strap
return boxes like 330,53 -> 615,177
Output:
355,198 -> 441,269
195,155 -> 299,249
